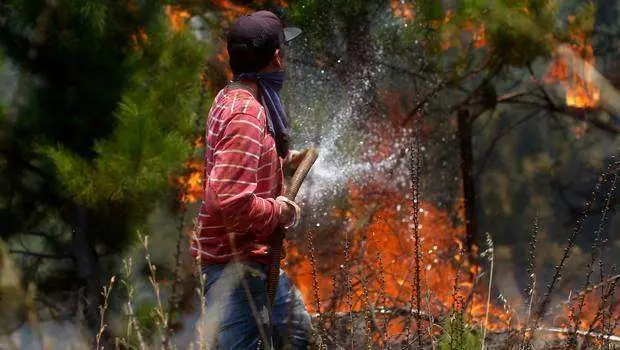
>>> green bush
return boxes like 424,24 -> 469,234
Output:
438,312 -> 483,350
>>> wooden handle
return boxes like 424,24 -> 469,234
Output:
267,148 -> 318,311
284,148 -> 319,199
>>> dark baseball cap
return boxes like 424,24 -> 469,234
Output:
227,11 -> 302,74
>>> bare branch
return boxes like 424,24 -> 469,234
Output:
9,249 -> 71,260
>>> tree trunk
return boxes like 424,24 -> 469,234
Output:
339,7 -> 379,120
72,206 -> 101,333
457,109 -> 478,263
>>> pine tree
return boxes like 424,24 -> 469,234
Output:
0,0 -> 207,330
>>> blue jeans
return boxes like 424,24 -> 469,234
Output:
202,261 -> 311,349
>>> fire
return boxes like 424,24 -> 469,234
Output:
545,17 -> 600,109
210,0 -> 289,22
130,28 -> 148,48
131,4 -> 189,48
285,184 -> 513,341
471,22 -> 487,49
177,137 -> 205,203
390,0 -> 414,22
438,14 -> 488,51
211,0 -> 249,22
177,160 -> 203,203
560,284 -> 620,335
165,5 -> 191,31
169,3 -> 619,343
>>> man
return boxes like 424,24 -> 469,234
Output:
191,10 -> 311,349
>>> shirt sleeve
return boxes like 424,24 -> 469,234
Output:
206,112 -> 281,240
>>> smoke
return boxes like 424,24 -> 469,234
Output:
0,321 -> 91,350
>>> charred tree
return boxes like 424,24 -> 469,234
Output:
457,109 -> 478,264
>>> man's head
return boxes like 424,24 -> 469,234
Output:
227,11 -> 301,75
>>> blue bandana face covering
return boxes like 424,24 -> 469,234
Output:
233,71 -> 290,158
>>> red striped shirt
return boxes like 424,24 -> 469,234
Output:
191,86 -> 284,264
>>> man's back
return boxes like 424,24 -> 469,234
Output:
192,86 -> 283,264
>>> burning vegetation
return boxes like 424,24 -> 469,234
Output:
390,0 -> 414,23
545,16 -> 601,109
285,185 -> 513,342
171,1 -> 620,348
165,5 -> 191,32
177,137 -> 204,204
0,0 -> 616,348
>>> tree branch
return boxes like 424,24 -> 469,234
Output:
9,249 -> 71,260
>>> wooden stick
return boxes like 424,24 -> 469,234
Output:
267,148 -> 319,308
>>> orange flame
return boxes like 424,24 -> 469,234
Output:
132,5 -> 189,48
173,1 -> 610,341
210,0 -> 289,22
545,17 -> 600,109
177,162 -> 203,203
281,112 -> 514,342
440,15 -> 488,51
561,287 -> 620,332
165,5 -> 191,31
390,0 -> 415,22
130,28 -> 149,48
472,22 -> 487,49
285,184 -> 513,340
213,0 -> 250,21
178,137 -> 205,203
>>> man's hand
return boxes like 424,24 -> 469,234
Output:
276,196 -> 300,229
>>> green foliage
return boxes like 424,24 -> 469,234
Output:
45,20 -> 206,210
0,0 -> 161,239
0,0 -> 208,278
287,0 -> 334,51
288,0 -> 386,52
438,312 -> 483,350
484,0 -> 557,67
2,0 -> 160,156
417,0 -> 444,22
414,0 -> 559,68
566,2 -> 596,37
78,1 -> 108,36
135,298 -> 159,339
